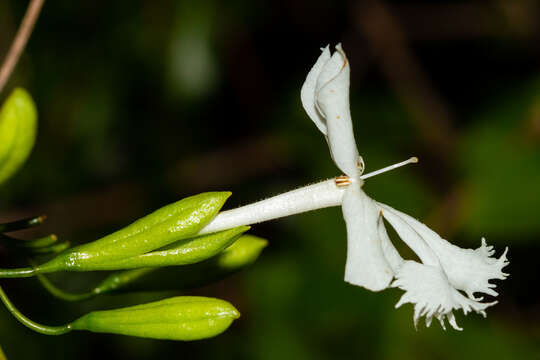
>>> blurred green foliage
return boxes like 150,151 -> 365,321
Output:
0,0 -> 539,359
460,78 -> 540,239
0,88 -> 37,185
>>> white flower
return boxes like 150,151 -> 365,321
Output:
300,44 -> 509,330
199,43 -> 509,331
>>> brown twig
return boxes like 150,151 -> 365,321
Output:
0,0 -> 45,94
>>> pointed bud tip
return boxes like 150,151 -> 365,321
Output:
230,307 -> 241,319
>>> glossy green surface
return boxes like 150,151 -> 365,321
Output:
96,234 -> 268,293
33,230 -> 265,300
38,192 -> 230,272
71,296 -> 240,341
216,234 -> 268,270
0,88 -> 37,185
90,225 -> 249,270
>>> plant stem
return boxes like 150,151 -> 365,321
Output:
0,285 -> 71,335
35,273 -> 95,301
0,0 -> 45,94
0,267 -> 37,278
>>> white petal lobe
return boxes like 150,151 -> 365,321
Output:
392,261 -> 495,330
301,46 -> 331,135
316,44 -> 360,177
379,203 -> 509,299
377,216 -> 404,272
379,204 -> 439,266
343,184 -> 393,291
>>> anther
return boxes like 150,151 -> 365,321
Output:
335,175 -> 352,187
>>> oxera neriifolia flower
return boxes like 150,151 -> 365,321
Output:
198,44 -> 509,330
0,42 -> 510,338
299,44 -> 509,330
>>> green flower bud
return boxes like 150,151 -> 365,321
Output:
216,234 -> 268,270
38,192 -> 231,273
34,229 -> 262,301
97,234 -> 268,293
0,88 -> 37,185
94,225 -> 248,270
70,296 -> 240,341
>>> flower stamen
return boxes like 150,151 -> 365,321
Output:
360,157 -> 418,180
335,175 -> 351,187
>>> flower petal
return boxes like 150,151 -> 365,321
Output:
379,204 -> 439,267
392,261 -> 496,331
315,44 -> 360,178
377,215 -> 404,272
379,203 -> 509,300
343,184 -> 393,291
300,45 -> 331,135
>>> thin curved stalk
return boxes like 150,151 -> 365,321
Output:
0,285 -> 71,335
35,273 -> 94,301
0,267 -> 37,278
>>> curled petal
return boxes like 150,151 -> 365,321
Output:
393,261 -> 496,331
343,184 -> 393,291
300,45 -> 331,135
315,46 -> 345,95
316,44 -> 360,178
379,203 -> 509,300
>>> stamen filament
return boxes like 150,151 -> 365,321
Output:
360,157 -> 418,180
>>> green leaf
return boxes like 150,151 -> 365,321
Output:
0,88 -> 37,185
70,296 -> 240,341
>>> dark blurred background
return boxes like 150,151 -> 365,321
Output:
1,0 -> 539,358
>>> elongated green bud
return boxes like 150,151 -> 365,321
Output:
35,234 -> 268,301
96,234 -> 268,293
70,296 -> 240,341
0,88 -> 37,185
216,234 -> 268,270
0,285 -> 238,340
1,233 -> 58,249
91,225 -> 249,270
36,192 -> 231,273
